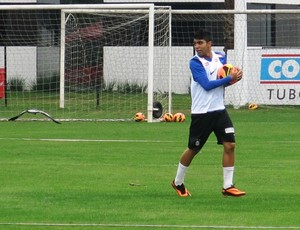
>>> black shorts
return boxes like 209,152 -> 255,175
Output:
188,109 -> 235,152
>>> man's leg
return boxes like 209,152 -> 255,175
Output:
175,148 -> 197,185
222,142 -> 246,196
172,148 -> 197,197
222,142 -> 235,188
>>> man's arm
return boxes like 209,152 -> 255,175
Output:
190,58 -> 231,91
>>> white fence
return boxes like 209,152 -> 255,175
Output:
1,46 -> 300,106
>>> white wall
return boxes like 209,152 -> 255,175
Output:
247,0 -> 300,4
1,46 -> 299,106
0,0 -> 36,2
103,46 -> 192,95
0,47 -> 37,90
104,46 -> 300,106
38,0 -> 60,3
37,47 -> 60,76
0,47 -> 4,68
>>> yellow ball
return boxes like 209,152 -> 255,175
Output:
248,103 -> 258,110
162,113 -> 174,122
134,112 -> 145,122
174,112 -> 186,122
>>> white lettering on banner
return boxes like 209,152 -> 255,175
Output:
268,60 -> 281,79
260,54 -> 300,84
269,59 -> 299,79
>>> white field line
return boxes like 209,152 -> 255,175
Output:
1,137 -> 299,144
0,137 -> 175,143
0,223 -> 299,229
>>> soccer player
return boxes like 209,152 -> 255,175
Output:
172,29 -> 245,197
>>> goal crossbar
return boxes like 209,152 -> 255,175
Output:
171,9 -> 300,14
0,4 -> 155,11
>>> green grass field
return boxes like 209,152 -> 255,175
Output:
0,107 -> 299,230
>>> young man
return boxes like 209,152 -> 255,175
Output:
172,29 -> 246,197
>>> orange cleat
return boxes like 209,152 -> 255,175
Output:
222,185 -> 246,197
172,180 -> 191,197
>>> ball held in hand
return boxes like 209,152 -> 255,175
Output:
217,63 -> 241,85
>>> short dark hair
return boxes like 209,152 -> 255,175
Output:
194,29 -> 212,42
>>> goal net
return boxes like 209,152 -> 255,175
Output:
0,6 -> 299,123
171,9 -> 300,108
61,5 -> 171,121
0,4 -> 171,122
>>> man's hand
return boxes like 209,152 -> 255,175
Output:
230,67 -> 243,82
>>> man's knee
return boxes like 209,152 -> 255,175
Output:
223,142 -> 235,152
